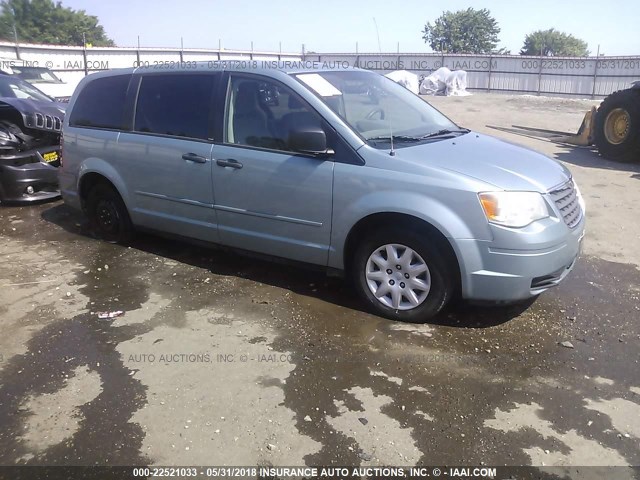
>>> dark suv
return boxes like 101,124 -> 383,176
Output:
0,74 -> 63,203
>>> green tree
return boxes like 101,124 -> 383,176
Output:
0,0 -> 114,46
520,29 -> 589,56
422,8 -> 500,54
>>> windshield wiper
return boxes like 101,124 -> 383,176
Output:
368,129 -> 470,143
367,135 -> 423,143
420,128 -> 470,139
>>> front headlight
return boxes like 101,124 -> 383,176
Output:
479,191 -> 549,228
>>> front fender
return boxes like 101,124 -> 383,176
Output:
329,188 -> 491,270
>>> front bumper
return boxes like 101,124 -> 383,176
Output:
456,214 -> 585,302
0,147 -> 61,203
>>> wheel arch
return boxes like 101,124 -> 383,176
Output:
79,173 -> 113,205
77,160 -> 131,211
342,212 -> 462,292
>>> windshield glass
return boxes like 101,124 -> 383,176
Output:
12,67 -> 62,83
294,70 -> 458,143
0,75 -> 53,102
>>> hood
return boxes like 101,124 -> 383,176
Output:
0,97 -> 65,133
390,132 -> 571,192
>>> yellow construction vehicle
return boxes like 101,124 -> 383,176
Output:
592,82 -> 639,162
489,81 -> 640,163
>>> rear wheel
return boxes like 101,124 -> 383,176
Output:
352,228 -> 455,323
86,183 -> 133,244
594,89 -> 640,163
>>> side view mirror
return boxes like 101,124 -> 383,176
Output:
288,126 -> 334,156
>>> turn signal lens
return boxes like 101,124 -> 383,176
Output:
478,191 -> 549,228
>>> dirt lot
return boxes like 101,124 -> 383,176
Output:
0,93 -> 639,475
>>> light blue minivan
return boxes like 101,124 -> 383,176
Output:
59,63 -> 585,322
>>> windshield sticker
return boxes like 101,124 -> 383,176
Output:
297,74 -> 342,97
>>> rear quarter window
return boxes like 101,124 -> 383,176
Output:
69,75 -> 131,129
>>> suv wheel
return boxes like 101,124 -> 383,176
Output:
352,228 -> 454,323
86,183 -> 133,244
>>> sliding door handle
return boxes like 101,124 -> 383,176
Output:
182,152 -> 207,164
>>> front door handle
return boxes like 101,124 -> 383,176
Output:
216,158 -> 243,169
182,152 -> 207,164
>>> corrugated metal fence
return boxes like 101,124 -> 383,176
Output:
1,42 -> 638,98
0,41 -> 301,85
308,53 -> 640,98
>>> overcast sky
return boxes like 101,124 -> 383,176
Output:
63,0 -> 639,56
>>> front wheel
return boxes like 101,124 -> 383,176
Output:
352,228 -> 455,323
86,183 -> 133,244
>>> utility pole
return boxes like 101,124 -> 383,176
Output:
537,44 -> 544,96
591,44 -> 600,99
11,6 -> 20,60
12,23 -> 20,59
82,32 -> 88,75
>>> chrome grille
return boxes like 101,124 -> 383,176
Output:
32,113 -> 62,131
549,180 -> 582,228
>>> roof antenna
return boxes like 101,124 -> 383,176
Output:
373,17 -> 395,156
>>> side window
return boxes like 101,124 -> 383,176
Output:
69,75 -> 131,129
226,76 -> 324,152
134,74 -> 217,140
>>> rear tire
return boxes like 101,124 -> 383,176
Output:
594,89 -> 640,163
86,183 -> 133,244
351,227 -> 455,323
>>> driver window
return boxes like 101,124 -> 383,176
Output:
226,76 -> 324,153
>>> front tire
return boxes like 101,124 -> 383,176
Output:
594,89 -> 640,163
352,228 -> 455,323
86,183 -> 133,244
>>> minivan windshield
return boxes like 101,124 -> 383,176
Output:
293,70 -> 463,144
